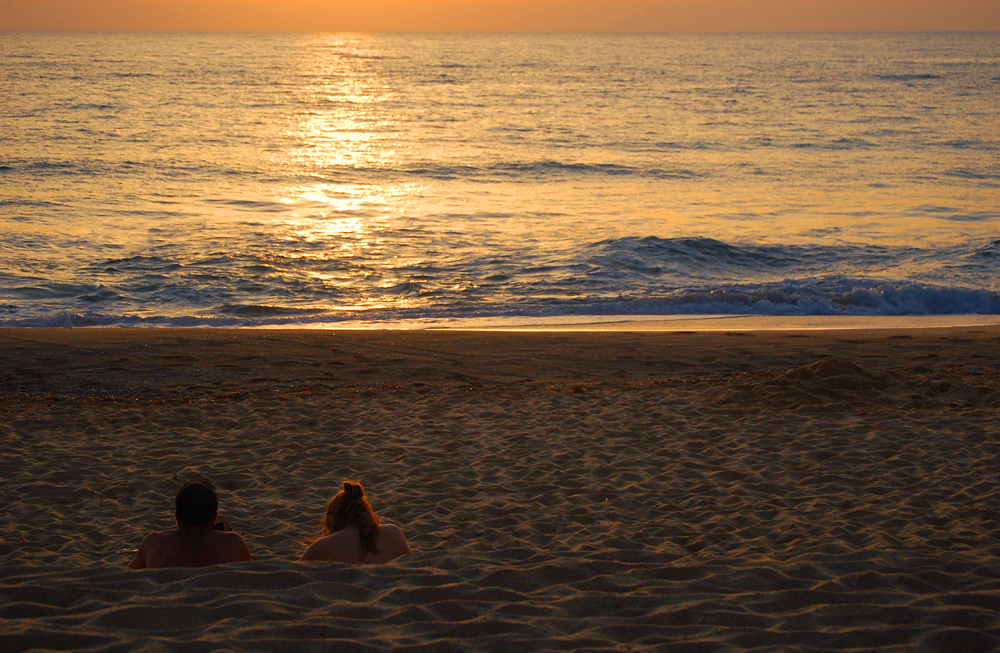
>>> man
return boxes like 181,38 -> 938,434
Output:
128,481 -> 252,569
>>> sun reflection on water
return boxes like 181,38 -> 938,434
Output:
273,34 -> 432,315
288,34 -> 397,170
273,33 -> 409,284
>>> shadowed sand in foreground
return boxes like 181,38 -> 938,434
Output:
1,326 -> 999,652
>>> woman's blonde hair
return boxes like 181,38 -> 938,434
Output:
321,480 -> 381,559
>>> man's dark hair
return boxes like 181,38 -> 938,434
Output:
175,481 -> 218,527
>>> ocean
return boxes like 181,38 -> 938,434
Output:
1,32 -> 998,327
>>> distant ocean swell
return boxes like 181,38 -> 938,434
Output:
0,158 -> 704,183
2,237 -> 998,327
5,152 -> 1000,183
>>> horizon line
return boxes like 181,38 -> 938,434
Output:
5,29 -> 1000,34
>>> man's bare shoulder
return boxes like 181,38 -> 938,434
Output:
207,531 -> 252,563
141,529 -> 183,550
128,529 -> 179,569
130,529 -> 251,569
218,531 -> 251,552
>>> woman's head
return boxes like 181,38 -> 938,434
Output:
322,480 -> 381,558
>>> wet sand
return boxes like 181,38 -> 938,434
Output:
1,326 -> 999,652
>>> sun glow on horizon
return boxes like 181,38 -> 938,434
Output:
2,0 -> 999,33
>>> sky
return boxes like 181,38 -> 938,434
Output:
1,0 -> 999,32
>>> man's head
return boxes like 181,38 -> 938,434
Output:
174,481 -> 219,528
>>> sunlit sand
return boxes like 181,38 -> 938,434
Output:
2,326 -> 998,651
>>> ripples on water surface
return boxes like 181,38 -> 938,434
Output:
1,33 -> 998,325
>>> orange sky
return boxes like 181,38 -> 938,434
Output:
1,0 -> 999,32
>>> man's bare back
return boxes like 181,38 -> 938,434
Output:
128,527 -> 251,569
129,481 -> 252,570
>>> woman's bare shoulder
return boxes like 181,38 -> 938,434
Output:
300,534 -> 338,561
379,524 -> 410,555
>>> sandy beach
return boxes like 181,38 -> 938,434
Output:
2,325 -> 999,652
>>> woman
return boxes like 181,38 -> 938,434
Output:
300,481 -> 410,564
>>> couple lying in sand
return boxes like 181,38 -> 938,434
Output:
128,480 -> 410,569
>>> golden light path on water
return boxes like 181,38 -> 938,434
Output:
275,35 -> 404,312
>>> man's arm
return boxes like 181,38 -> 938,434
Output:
225,533 -> 252,563
127,535 -> 150,569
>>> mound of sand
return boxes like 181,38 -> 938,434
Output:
715,358 -> 1000,410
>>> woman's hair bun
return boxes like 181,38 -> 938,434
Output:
343,481 -> 364,501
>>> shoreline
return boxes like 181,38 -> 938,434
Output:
431,314 -> 1000,332
5,313 -> 1000,333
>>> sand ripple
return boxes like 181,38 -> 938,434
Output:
2,329 -> 999,651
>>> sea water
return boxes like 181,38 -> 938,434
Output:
1,32 -> 998,327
